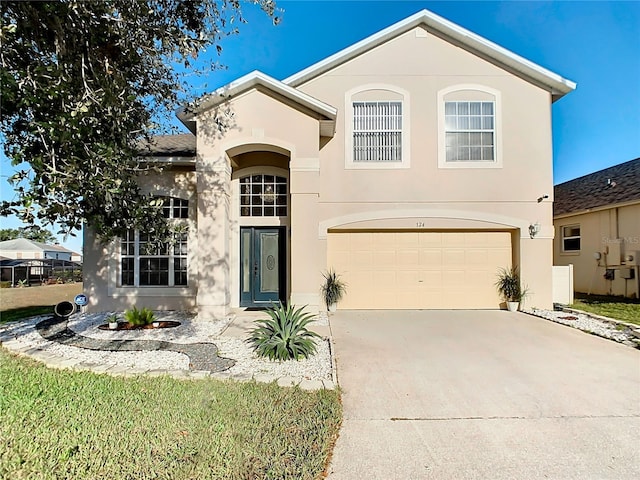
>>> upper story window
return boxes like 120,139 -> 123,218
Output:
438,85 -> 501,169
120,196 -> 189,287
345,85 -> 410,169
562,225 -> 581,252
240,174 -> 288,217
353,101 -> 402,162
445,101 -> 495,162
162,197 -> 188,219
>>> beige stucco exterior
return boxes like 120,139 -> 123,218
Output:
84,11 -> 574,316
554,202 -> 640,298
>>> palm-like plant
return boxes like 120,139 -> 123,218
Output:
495,266 -> 527,302
124,306 -> 156,326
247,303 -> 320,361
321,269 -> 347,309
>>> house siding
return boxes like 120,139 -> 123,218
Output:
554,203 -> 640,298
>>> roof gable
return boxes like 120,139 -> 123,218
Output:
284,9 -> 576,102
554,158 -> 640,217
178,71 -> 337,135
0,237 -> 73,253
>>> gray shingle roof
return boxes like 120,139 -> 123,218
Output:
138,134 -> 196,156
0,238 -> 72,253
554,158 -> 640,216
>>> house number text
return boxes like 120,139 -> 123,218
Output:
416,222 -> 425,228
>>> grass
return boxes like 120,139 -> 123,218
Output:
0,348 -> 342,480
571,293 -> 640,326
1,283 -> 82,325
0,305 -> 54,324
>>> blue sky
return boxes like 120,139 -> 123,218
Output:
1,0 -> 639,252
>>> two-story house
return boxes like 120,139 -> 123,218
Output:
84,9 -> 575,317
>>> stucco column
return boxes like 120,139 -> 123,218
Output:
289,158 -> 321,311
196,160 -> 231,319
519,234 -> 554,310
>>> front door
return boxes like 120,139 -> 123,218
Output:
240,227 -> 286,307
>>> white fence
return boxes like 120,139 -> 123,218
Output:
552,264 -> 574,305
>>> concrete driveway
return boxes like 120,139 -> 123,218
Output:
326,310 -> 640,480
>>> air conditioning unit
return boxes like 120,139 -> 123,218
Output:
620,268 -> 635,280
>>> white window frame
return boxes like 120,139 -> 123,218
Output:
119,197 -> 189,288
345,84 -> 410,169
120,229 -> 188,288
239,174 -> 288,218
561,224 -> 581,253
438,85 -> 502,169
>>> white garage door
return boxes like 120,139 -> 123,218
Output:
327,231 -> 512,309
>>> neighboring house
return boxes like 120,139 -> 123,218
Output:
0,238 -> 73,261
84,9 -> 575,316
554,158 -> 640,299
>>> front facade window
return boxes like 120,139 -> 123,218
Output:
562,225 -> 581,252
438,85 -> 501,169
240,174 -> 288,217
353,101 -> 402,162
345,85 -> 410,169
120,196 -> 189,287
445,101 -> 495,162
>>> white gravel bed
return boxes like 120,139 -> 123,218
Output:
524,308 -> 637,345
0,312 -> 333,380
216,337 -> 332,380
67,311 -> 231,343
0,315 -> 190,370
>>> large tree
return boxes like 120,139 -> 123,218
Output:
1,0 -> 278,240
0,226 -> 57,244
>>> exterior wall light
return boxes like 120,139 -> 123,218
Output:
529,222 -> 541,239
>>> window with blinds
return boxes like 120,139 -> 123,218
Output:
353,101 -> 402,162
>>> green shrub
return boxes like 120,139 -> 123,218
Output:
124,306 -> 156,326
495,266 -> 528,302
247,303 -> 320,361
0,281 -> 11,289
321,269 -> 347,309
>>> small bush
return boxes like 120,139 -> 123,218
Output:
247,303 -> 320,361
0,281 -> 11,289
321,269 -> 347,309
124,306 -> 156,326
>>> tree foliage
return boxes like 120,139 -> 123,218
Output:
0,226 -> 57,244
0,0 -> 278,240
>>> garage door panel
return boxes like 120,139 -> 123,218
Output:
327,231 -> 512,309
466,249 -> 489,265
420,232 -> 443,246
397,249 -> 419,265
419,250 -> 443,267
488,248 -> 512,264
443,249 -> 466,266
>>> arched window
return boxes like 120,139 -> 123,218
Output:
239,174 -> 288,217
345,84 -> 410,169
438,85 -> 502,169
120,196 -> 189,287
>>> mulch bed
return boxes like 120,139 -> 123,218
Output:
98,321 -> 181,331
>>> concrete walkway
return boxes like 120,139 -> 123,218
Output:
326,310 -> 640,480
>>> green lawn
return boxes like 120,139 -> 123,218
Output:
572,293 -> 640,326
0,305 -> 53,324
0,349 -> 342,479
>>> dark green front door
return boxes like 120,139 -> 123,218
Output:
240,227 -> 285,307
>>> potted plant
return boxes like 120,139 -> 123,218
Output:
495,266 -> 528,311
107,314 -> 119,330
321,269 -> 347,312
